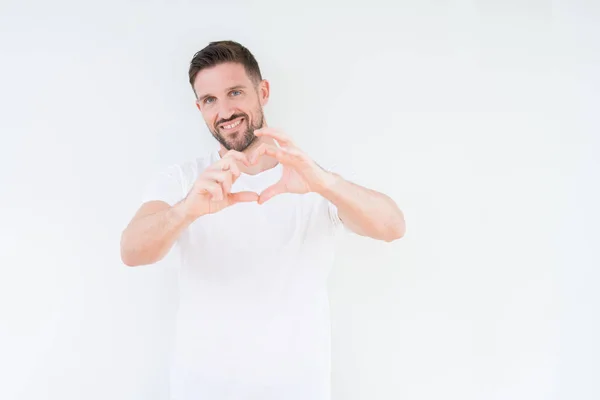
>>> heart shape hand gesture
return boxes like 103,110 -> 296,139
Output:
181,128 -> 332,220
251,127 -> 331,204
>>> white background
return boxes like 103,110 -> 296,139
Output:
1,1 -> 598,399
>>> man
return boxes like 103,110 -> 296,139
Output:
120,40 -> 405,400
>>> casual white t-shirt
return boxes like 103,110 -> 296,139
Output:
142,149 -> 345,400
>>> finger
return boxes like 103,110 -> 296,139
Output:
253,127 -> 294,147
208,151 -> 250,172
222,150 -> 251,166
228,191 -> 259,204
227,160 -> 242,181
202,169 -> 227,181
283,147 -> 312,168
250,143 -> 285,164
208,158 -> 237,177
283,146 -> 304,158
258,182 -> 287,205
203,169 -> 233,194
199,179 -> 224,201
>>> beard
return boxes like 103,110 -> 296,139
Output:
210,108 -> 264,153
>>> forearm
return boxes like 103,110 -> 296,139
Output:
120,200 -> 194,266
316,172 -> 405,242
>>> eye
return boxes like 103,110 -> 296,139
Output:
230,90 -> 242,96
204,96 -> 215,105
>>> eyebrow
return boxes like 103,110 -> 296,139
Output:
198,85 -> 246,103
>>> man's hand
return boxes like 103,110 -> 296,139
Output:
182,150 -> 259,220
252,127 -> 405,241
250,127 -> 333,204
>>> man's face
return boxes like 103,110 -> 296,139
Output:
194,62 -> 268,152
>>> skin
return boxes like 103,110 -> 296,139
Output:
191,62 -> 405,238
120,61 -> 405,267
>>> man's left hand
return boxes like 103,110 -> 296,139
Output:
249,127 -> 333,204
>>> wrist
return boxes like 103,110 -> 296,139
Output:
312,169 -> 341,196
173,198 -> 200,225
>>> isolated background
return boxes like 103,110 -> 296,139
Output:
1,1 -> 598,399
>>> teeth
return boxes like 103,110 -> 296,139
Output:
223,119 -> 242,129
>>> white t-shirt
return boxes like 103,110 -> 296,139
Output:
142,149 -> 345,400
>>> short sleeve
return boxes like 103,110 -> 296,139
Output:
327,200 -> 344,228
323,171 -> 357,234
315,157 -> 357,232
141,164 -> 186,206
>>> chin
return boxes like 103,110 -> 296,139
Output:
235,136 -> 258,152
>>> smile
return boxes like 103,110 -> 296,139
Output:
220,118 -> 244,131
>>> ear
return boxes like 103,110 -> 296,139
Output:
258,79 -> 270,107
195,101 -> 201,111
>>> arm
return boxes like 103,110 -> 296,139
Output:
317,172 -> 406,242
251,127 -> 406,242
120,200 -> 194,267
121,150 -> 258,267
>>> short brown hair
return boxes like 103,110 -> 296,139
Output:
188,40 -> 263,98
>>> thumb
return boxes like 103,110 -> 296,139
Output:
258,182 -> 287,205
228,191 -> 259,204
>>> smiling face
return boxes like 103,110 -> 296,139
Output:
194,62 -> 269,152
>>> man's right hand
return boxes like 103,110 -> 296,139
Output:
181,150 -> 259,220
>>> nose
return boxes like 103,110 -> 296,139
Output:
217,99 -> 237,125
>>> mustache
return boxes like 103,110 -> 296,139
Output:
216,114 -> 247,128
